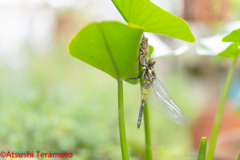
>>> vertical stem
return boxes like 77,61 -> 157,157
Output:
118,80 -> 129,160
197,137 -> 207,160
139,65 -> 153,160
207,58 -> 237,160
143,103 -> 153,160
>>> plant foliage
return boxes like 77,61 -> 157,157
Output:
112,0 -> 195,42
222,28 -> 240,43
197,137 -> 207,160
68,21 -> 143,84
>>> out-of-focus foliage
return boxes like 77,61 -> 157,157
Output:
196,21 -> 240,58
218,28 -> 240,59
197,137 -> 207,160
68,21 -> 144,84
222,28 -> 240,43
111,0 -> 195,42
218,42 -> 240,59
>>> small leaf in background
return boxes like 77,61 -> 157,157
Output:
145,33 -> 188,59
68,21 -> 144,84
112,0 -> 195,43
220,28 -> 240,59
237,151 -> 240,160
196,21 -> 240,57
222,28 -> 240,43
197,137 -> 207,160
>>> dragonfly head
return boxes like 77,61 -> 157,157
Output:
147,59 -> 156,66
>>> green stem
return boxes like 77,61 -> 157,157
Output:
143,103 -> 153,160
139,66 -> 153,160
118,80 -> 129,160
207,58 -> 237,160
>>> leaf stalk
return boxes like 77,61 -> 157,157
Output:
207,58 -> 237,160
118,80 -> 129,160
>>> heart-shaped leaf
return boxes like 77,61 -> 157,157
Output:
222,28 -> 240,43
112,0 -> 195,43
197,137 -> 207,160
68,21 -> 144,84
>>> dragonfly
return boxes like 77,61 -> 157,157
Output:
130,58 -> 186,128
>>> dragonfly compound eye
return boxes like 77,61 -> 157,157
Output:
147,59 -> 156,66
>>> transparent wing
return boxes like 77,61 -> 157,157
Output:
146,78 -> 186,125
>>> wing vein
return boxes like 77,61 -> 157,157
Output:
146,78 -> 186,125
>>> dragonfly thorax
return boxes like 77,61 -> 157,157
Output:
144,66 -> 156,81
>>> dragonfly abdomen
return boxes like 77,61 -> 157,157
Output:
137,83 -> 150,128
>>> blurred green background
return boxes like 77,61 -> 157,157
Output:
0,0 -> 240,160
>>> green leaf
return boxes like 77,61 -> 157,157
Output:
197,137 -> 207,160
217,42 -> 240,59
222,28 -> 240,43
237,151 -> 240,160
68,21 -> 144,84
112,0 -> 195,43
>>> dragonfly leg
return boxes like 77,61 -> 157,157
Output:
140,63 -> 147,67
127,69 -> 145,80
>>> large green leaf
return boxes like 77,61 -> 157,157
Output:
197,137 -> 207,160
222,28 -> 240,43
112,0 -> 195,43
217,42 -> 240,59
68,21 -> 144,84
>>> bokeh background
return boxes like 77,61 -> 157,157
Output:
1,0 -> 240,160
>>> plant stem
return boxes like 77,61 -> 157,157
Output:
197,137 -> 207,160
143,103 -> 153,160
139,65 -> 153,160
207,58 -> 237,160
118,80 -> 129,160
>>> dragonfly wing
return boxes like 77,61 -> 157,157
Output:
146,78 -> 186,125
